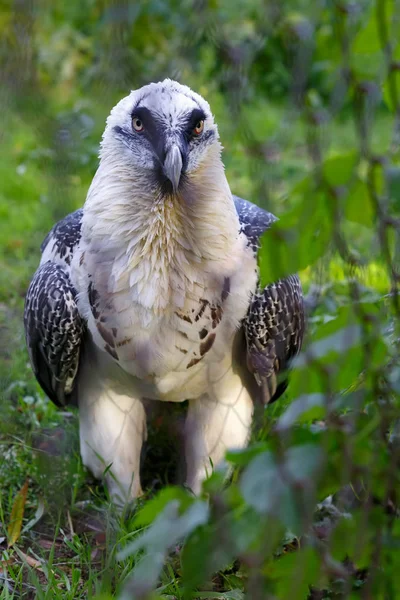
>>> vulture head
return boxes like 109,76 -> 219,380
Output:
100,79 -> 222,198
83,80 -> 239,309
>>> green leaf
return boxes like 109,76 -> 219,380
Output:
276,394 -> 326,431
352,9 -> 384,55
181,526 -> 215,592
229,507 -> 270,555
225,442 -> 269,466
331,510 -> 373,569
121,499 -> 209,560
258,188 -> 333,285
134,486 -> 194,526
386,165 -> 400,213
182,524 -> 235,593
240,445 -> 324,533
119,499 -> 209,598
295,325 -> 362,367
345,178 -> 374,227
271,547 -> 321,600
323,152 -> 358,187
240,452 -> 278,514
384,70 -> 400,112
285,444 -> 324,485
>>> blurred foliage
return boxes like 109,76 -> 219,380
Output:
1,0 -> 400,598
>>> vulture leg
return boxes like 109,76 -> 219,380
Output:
77,345 -> 146,506
185,369 -> 253,494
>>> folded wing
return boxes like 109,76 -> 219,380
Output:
24,261 -> 84,406
234,195 -> 305,405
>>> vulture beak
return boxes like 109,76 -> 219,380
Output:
163,144 -> 183,192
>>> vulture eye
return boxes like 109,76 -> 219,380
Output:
132,116 -> 144,132
193,120 -> 204,135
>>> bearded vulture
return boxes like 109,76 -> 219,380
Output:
24,80 -> 304,504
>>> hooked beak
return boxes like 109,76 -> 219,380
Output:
163,144 -> 183,193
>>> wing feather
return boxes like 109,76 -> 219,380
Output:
245,276 -> 304,404
234,195 -> 305,405
24,261 -> 84,406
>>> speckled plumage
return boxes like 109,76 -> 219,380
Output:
233,195 -> 304,403
24,80 -> 305,504
245,275 -> 304,403
26,199 -> 303,407
24,261 -> 84,406
233,195 -> 277,253
40,209 -> 83,265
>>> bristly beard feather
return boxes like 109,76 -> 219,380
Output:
80,141 -> 243,314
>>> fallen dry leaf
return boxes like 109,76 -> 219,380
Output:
15,548 -> 42,569
7,481 -> 29,547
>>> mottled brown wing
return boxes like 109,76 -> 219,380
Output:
233,195 -> 305,405
244,275 -> 305,404
24,261 -> 85,406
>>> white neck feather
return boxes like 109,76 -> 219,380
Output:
82,144 -> 243,313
